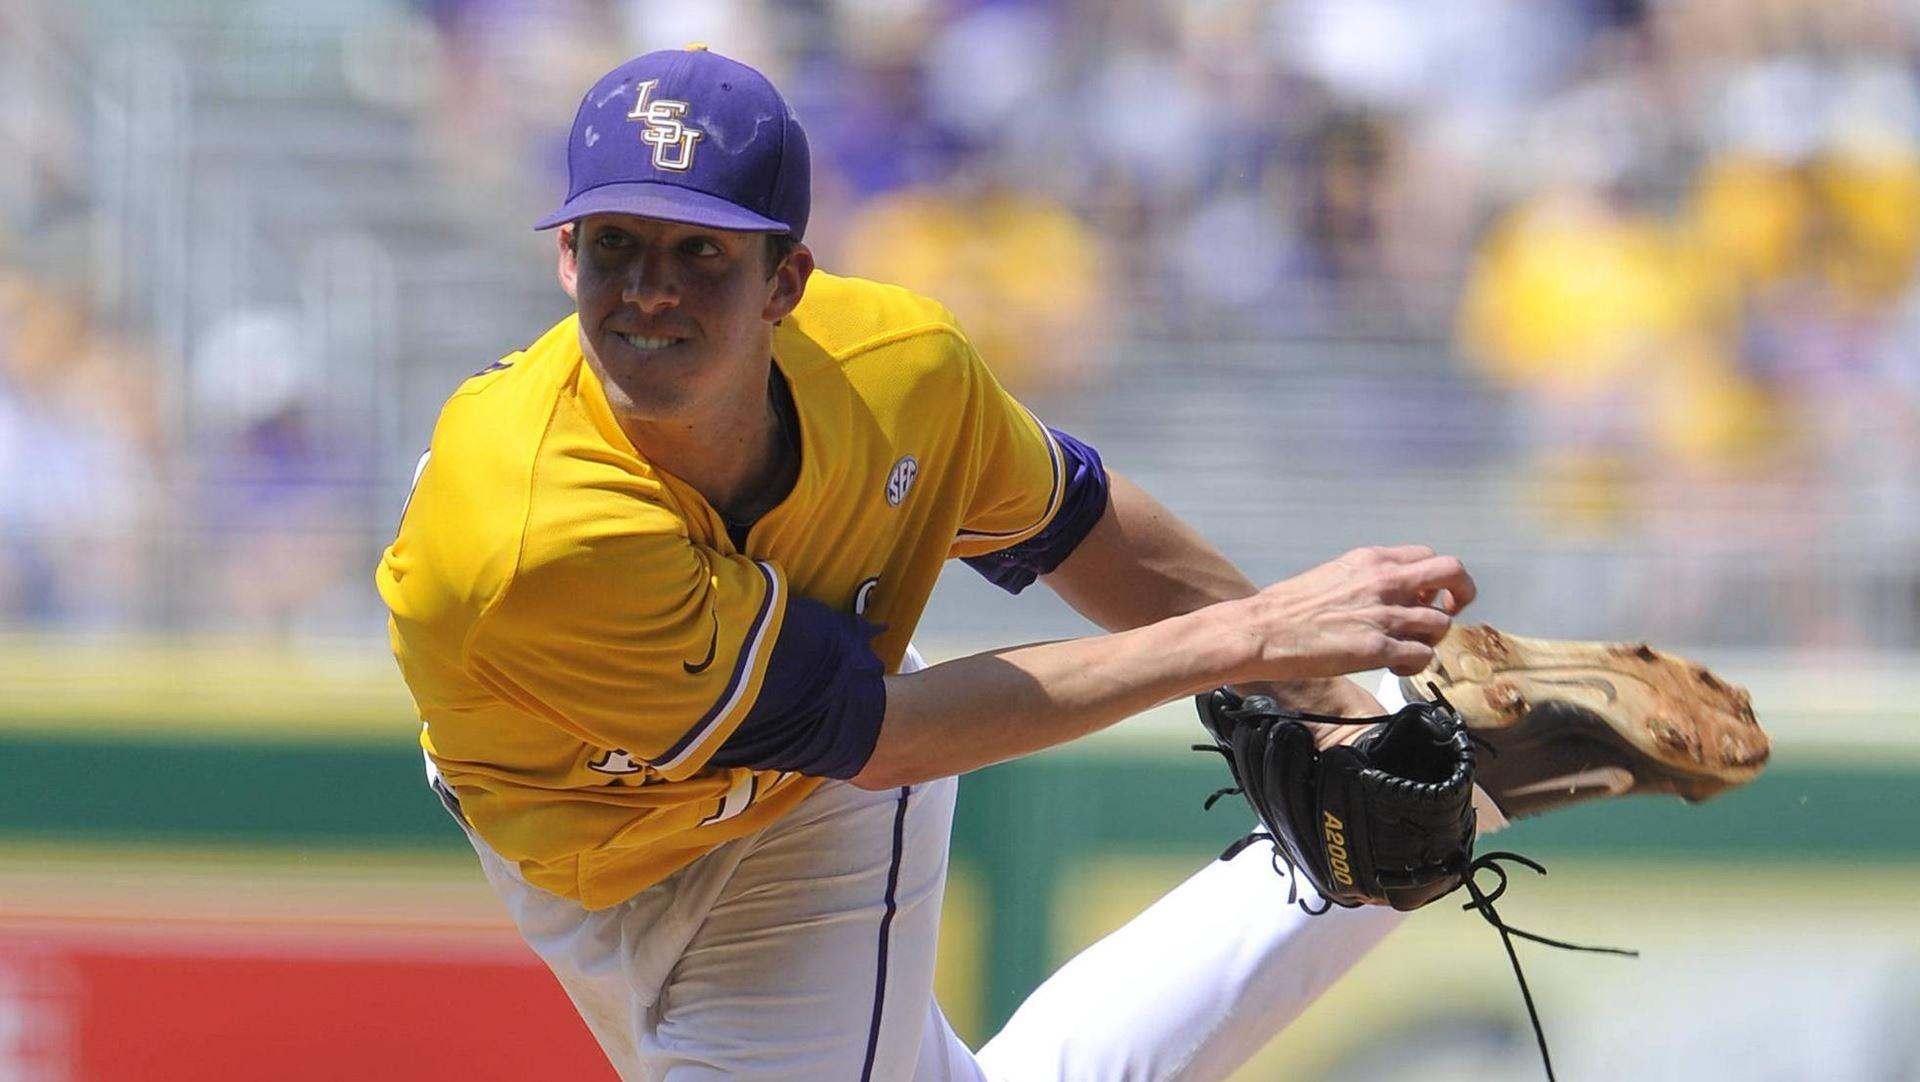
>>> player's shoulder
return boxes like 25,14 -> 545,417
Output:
399,314 -> 685,603
442,312 -> 579,410
778,270 -> 975,373
418,315 -> 576,488
387,319 -> 565,611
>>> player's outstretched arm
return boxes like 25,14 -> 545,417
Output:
850,543 -> 1472,789
1044,472 -> 1471,718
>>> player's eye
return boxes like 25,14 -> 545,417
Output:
680,237 -> 722,257
594,230 -> 633,250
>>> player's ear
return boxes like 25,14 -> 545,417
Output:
763,242 -> 813,324
556,223 -> 579,301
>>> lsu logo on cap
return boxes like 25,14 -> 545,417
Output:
627,79 -> 702,171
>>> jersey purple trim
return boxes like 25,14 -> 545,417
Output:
706,593 -> 887,779
961,426 -> 1109,595
654,561 -> 783,770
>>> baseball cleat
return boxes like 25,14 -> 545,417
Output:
1403,624 -> 1771,820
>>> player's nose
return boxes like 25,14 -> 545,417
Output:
621,249 -> 679,312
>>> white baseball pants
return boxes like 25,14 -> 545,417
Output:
449,672 -> 1418,1081
463,780 -> 1403,1081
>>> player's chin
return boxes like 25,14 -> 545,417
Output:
593,354 -> 703,419
593,337 -> 704,393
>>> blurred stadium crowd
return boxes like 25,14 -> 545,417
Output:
1,0 -> 1918,648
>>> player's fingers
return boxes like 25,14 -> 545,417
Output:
1383,639 -> 1438,677
1355,544 -> 1437,566
1438,566 -> 1476,613
1380,604 -> 1452,646
1391,555 -> 1475,611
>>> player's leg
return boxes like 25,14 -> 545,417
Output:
944,673 -> 1420,1082
465,772 -> 1403,1082
910,1000 -> 991,1082
450,661 -> 1423,1082
459,824 -> 717,1080
968,845 -> 1405,1082
442,645 -> 954,1080
643,775 -> 958,1080
482,774 -> 1404,1082
460,775 -> 958,1081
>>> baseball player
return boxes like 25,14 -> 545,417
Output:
378,46 -> 1766,1082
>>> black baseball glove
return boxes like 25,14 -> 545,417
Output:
1196,688 -> 1478,912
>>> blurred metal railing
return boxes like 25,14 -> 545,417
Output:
44,13 -> 546,632
5,13 -> 1914,652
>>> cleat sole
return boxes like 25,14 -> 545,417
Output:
1409,625 -> 1771,818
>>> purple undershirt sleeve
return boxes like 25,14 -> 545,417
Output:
962,427 -> 1110,595
706,593 -> 888,779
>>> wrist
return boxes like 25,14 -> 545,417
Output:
1184,598 -> 1264,693
1259,677 -> 1381,717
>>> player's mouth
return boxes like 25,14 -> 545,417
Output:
615,332 -> 684,353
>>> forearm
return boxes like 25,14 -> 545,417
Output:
1043,472 -> 1379,717
849,540 -> 1470,787
853,606 -> 1242,789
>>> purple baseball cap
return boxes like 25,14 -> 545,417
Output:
535,46 -> 810,239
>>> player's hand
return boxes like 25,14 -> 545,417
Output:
1229,545 -> 1475,681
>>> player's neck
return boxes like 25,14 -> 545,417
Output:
618,367 -> 797,526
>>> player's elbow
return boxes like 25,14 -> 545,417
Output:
844,740 -> 937,790
845,697 -> 951,789
845,758 -> 911,791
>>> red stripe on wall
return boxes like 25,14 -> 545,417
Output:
0,931 -> 618,1081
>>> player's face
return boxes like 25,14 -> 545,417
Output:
558,213 -> 811,423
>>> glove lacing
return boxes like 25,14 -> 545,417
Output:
1199,784 -> 1639,1079
1459,851 -> 1638,1082
1194,688 -> 1639,1081
1195,778 -> 1336,914
1205,823 -> 1338,915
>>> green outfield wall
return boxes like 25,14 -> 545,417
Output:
2,636 -> 1917,1043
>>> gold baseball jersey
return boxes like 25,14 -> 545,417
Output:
378,271 -> 1067,908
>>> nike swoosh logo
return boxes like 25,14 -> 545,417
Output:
683,611 -> 719,675
1533,675 -> 1619,704
1505,766 -> 1634,799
